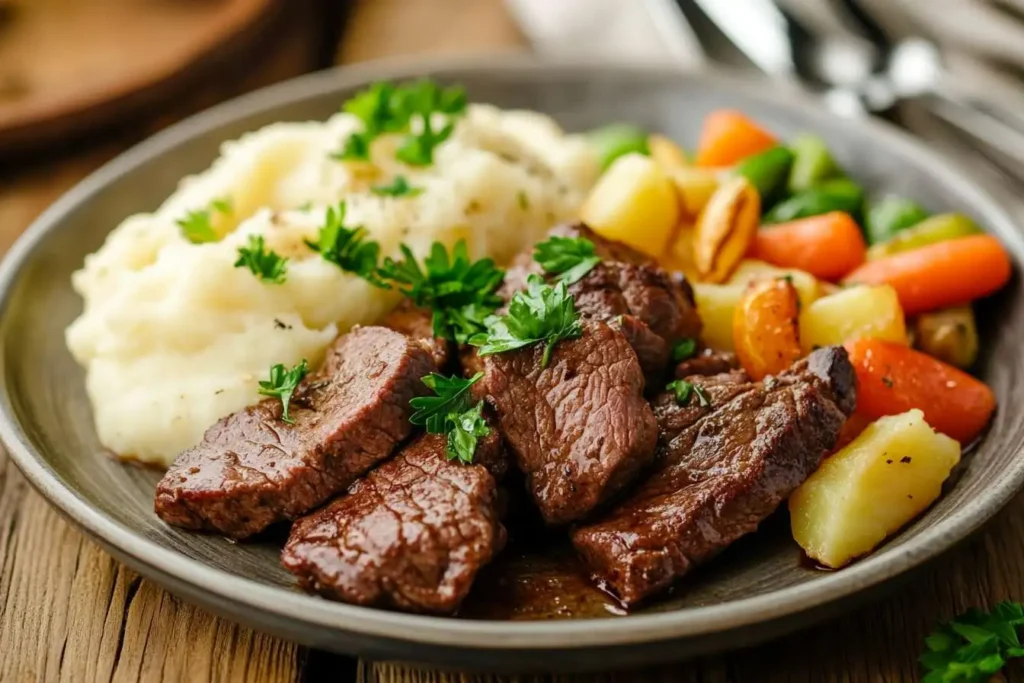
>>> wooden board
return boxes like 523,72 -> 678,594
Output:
0,0 -> 286,156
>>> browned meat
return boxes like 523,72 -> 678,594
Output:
379,299 -> 451,369
281,432 -> 506,614
572,346 -> 856,605
651,370 -> 752,446
474,320 -> 658,526
154,326 -> 436,539
673,349 -> 739,379
503,223 -> 701,382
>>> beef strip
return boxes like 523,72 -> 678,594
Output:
572,346 -> 856,605
379,299 -> 451,369
652,370 -> 752,446
281,431 -> 506,614
673,349 -> 739,379
473,320 -> 658,526
154,326 -> 436,539
503,223 -> 702,382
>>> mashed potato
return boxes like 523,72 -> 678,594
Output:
66,104 -> 599,466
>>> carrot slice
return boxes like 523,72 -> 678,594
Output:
694,110 -> 778,168
844,234 -> 1011,315
753,211 -> 866,281
844,338 -> 996,444
733,278 -> 802,380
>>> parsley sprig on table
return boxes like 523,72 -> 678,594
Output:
533,235 -> 602,285
234,235 -> 288,284
305,202 -> 387,287
410,373 -> 490,464
176,195 -> 234,244
371,175 -> 423,198
378,240 -> 504,343
470,275 -> 583,368
258,359 -> 308,424
921,601 -> 1024,682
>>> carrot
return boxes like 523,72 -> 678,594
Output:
753,211 -> 866,280
694,110 -> 778,168
844,338 -> 996,444
844,234 -> 1011,315
733,278 -> 802,380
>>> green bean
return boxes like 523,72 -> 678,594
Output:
866,213 -> 982,260
733,146 -> 795,203
763,179 -> 864,224
865,196 -> 930,245
587,124 -> 650,171
787,134 -> 841,193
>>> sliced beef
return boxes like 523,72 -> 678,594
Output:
154,326 -> 436,539
673,349 -> 739,379
652,370 -> 752,446
503,223 -> 702,382
379,299 -> 451,369
572,346 -> 856,605
473,320 -> 658,526
281,431 -> 506,614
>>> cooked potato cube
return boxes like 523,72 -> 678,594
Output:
580,153 -> 680,258
789,409 -> 960,569
799,284 -> 907,353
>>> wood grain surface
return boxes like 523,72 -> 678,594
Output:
2,0 -> 1024,681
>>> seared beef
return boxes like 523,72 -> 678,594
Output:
154,326 -> 436,539
503,223 -> 702,382
379,299 -> 451,369
573,346 -> 856,605
281,431 -> 506,614
652,370 -> 752,446
673,349 -> 739,379
473,320 -> 658,525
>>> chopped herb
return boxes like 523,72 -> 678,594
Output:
469,275 -> 583,368
901,456 -> 912,463
672,338 -> 698,363
882,376 -> 895,388
297,201 -> 314,212
176,209 -> 218,244
533,236 -> 602,285
331,131 -> 374,161
517,191 -> 529,210
210,196 -> 234,215
305,202 -> 387,287
396,119 -> 455,166
378,240 -> 503,343
667,379 -> 693,405
409,372 -> 490,464
371,175 -> 423,197
234,235 -> 288,284
258,359 -> 308,424
694,384 -> 712,407
921,601 -> 1024,682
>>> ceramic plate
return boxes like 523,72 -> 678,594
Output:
1,56 -> 1022,672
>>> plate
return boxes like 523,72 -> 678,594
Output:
1,56 -> 1023,672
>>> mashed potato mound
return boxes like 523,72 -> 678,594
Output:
66,104 -> 598,466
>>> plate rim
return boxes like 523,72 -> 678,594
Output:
2,53 -> 1023,652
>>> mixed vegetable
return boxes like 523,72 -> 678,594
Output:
581,108 -> 1011,571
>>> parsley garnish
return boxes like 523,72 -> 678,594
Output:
396,118 -> 455,166
258,359 -> 308,424
921,601 -> 1024,682
234,235 -> 288,284
672,338 -> 697,363
176,196 -> 234,244
378,240 -> 503,343
533,236 -> 602,285
410,372 -> 490,464
305,202 -> 387,287
694,384 -> 712,407
667,379 -> 693,405
371,175 -> 423,197
470,275 -> 583,368
210,196 -> 234,215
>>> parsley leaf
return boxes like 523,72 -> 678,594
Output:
305,202 -> 387,287
396,119 -> 455,167
666,379 -> 693,405
470,275 -> 583,368
210,196 -> 234,215
533,236 -> 602,285
258,359 -> 309,424
378,240 -> 504,343
331,131 -> 374,162
694,384 -> 712,407
921,602 -> 1024,682
176,196 -> 234,244
672,338 -> 698,363
371,175 -> 423,197
234,235 -> 288,284
409,372 -> 490,464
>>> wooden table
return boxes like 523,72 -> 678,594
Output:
2,1 -> 1023,681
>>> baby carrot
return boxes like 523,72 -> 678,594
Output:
695,110 -> 778,168
844,338 -> 996,444
752,211 -> 866,281
844,234 -> 1011,315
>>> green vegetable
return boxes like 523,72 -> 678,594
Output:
210,196 -> 234,215
234,235 -> 288,284
787,134 -> 841,193
305,202 -> 387,287
409,372 -> 490,464
371,175 -> 423,197
666,379 -> 693,405
176,196 -> 234,244
470,275 -> 583,368
671,338 -> 697,363
533,236 -> 602,285
257,359 -> 309,424
866,213 -> 981,260
866,196 -> 930,245
920,601 -> 1024,682
733,146 -> 794,203
763,178 -> 864,224
378,240 -> 504,343
587,124 -> 650,171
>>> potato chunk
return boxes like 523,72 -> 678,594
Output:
799,284 -> 907,353
789,409 -> 960,569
